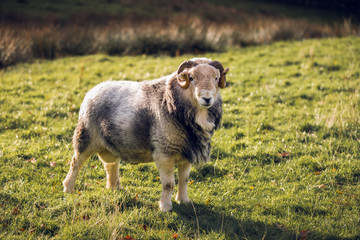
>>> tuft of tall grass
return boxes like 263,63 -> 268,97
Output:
0,24 -> 32,68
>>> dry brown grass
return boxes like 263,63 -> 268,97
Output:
1,15 -> 359,68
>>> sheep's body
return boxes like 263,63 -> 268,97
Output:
63,58 -> 229,212
81,77 -> 221,164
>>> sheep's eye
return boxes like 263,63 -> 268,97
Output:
189,75 -> 194,81
215,77 -> 219,81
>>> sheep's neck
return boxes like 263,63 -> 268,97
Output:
195,108 -> 214,133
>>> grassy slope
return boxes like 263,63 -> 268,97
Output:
0,37 -> 359,239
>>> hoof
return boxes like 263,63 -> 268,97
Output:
176,195 -> 191,204
63,186 -> 74,193
159,201 -> 173,212
63,180 -> 74,193
106,183 -> 123,191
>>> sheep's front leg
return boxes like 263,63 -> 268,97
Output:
156,159 -> 175,212
176,161 -> 191,203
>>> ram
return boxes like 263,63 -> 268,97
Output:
63,58 -> 229,212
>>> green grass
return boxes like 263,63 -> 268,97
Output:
0,37 -> 359,239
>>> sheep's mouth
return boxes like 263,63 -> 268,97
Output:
199,103 -> 211,108
198,97 -> 213,108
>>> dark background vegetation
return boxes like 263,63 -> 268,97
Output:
261,0 -> 360,14
1,0 -> 359,68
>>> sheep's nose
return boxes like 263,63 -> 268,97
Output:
202,97 -> 211,104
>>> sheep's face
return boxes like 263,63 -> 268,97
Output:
187,65 -> 220,108
177,60 -> 229,108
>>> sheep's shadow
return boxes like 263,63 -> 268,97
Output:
172,202 -> 348,240
172,202 -> 292,239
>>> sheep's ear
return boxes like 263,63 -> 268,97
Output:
219,67 -> 229,89
177,60 -> 198,89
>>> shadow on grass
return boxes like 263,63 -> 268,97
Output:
172,202 -> 351,240
172,202 -> 294,239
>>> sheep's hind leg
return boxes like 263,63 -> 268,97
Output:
176,161 -> 191,203
156,159 -> 175,212
98,150 -> 121,190
64,122 -> 92,193
63,150 -> 92,193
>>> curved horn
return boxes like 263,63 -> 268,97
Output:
219,67 -> 229,88
208,61 -> 229,89
177,60 -> 198,89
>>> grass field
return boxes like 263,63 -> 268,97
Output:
0,37 -> 359,239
